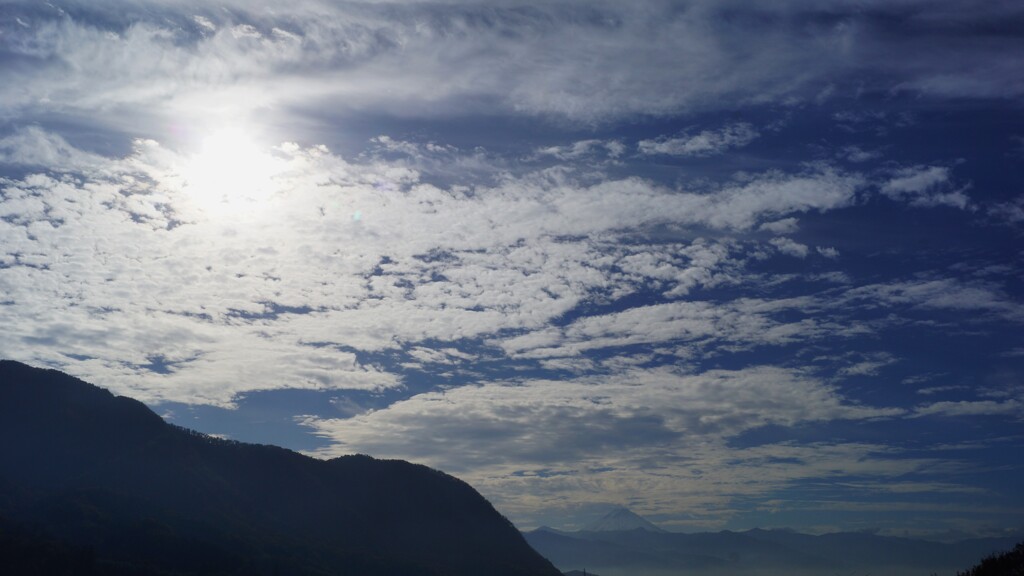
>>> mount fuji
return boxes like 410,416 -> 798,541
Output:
585,507 -> 666,533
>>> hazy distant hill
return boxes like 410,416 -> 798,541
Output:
0,360 -> 561,576
527,527 -> 723,572
525,524 -> 1023,576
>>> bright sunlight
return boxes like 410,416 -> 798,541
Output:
181,128 -> 284,217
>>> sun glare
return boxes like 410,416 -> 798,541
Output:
181,128 -> 284,216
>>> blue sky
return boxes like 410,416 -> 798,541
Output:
1,0 -> 1022,537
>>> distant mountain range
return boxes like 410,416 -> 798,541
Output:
525,508 -> 1023,576
0,360 -> 561,576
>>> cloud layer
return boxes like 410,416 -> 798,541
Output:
4,0 -> 1024,129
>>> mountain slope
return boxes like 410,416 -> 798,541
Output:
0,360 -> 561,576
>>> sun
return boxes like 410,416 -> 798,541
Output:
181,128 -> 284,216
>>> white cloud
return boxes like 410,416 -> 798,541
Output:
638,123 -> 759,157
914,399 -> 1023,418
496,294 -> 841,360
302,365 -> 906,527
0,130 -> 873,405
880,165 -> 971,209
836,352 -> 897,377
192,15 -> 216,32
0,127 -> 107,171
303,366 -> 902,460
695,169 -> 865,229
759,217 -> 799,234
534,139 -> 625,161
0,130 -> 1013,411
882,166 -> 949,195
817,246 -> 840,258
842,278 -> 1024,322
841,145 -> 883,163
770,237 -> 809,258
988,196 -> 1024,224
4,1 -> 1024,131
916,385 -> 968,396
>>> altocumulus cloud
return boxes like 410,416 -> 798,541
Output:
0,131 -> 876,404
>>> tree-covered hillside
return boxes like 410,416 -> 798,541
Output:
958,542 -> 1024,576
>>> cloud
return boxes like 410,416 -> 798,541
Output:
494,269 -> 1024,365
880,165 -> 971,209
4,0 -> 1024,132
841,278 -> 1024,322
496,294 -> 844,360
759,217 -> 799,234
638,123 -> 759,157
817,246 -> 840,258
8,122 -> 998,411
913,399 -> 1023,418
0,129 -> 870,403
1,128 -> 1014,411
916,385 -> 968,396
192,15 -> 216,33
836,352 -> 897,377
770,237 -> 810,258
304,366 -> 901,463
841,145 -> 883,163
534,139 -> 625,161
302,365 -> 908,526
0,127 -> 107,171
988,196 -> 1024,224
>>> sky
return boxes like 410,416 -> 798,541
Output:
1,0 -> 1023,538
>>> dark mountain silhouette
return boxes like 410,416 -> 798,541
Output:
0,360 -> 561,576
956,540 -> 1024,576
524,525 -> 1024,576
